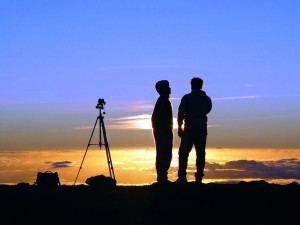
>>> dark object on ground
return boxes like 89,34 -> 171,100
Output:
35,171 -> 60,188
85,174 -> 116,188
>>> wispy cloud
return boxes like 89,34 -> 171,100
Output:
0,157 -> 20,166
45,161 -> 74,168
212,96 -> 259,100
183,158 -> 300,180
245,83 -> 268,88
211,114 -> 296,121
75,114 -> 220,130
124,101 -> 154,112
171,95 -> 259,101
107,114 -> 152,130
108,101 -> 154,113
111,114 -> 151,121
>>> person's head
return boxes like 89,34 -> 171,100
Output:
191,77 -> 203,90
155,80 -> 171,96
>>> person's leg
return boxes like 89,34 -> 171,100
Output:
192,129 -> 207,182
164,129 -> 173,180
177,130 -> 193,181
154,129 -> 173,182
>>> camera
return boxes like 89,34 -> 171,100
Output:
96,98 -> 106,109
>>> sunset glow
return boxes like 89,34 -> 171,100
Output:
1,1 -> 299,185
1,148 -> 299,186
108,114 -> 152,130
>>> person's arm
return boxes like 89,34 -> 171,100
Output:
151,99 -> 159,128
167,99 -> 173,129
177,95 -> 187,137
207,96 -> 212,114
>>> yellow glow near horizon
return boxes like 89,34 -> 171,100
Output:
129,118 -> 178,130
0,148 -> 299,185
130,118 -> 152,129
107,115 -> 178,130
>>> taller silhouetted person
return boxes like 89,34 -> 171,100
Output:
176,77 -> 212,183
151,80 -> 173,183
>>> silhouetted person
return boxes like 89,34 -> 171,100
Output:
151,80 -> 173,183
176,77 -> 212,183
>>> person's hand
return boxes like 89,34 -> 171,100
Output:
178,128 -> 183,138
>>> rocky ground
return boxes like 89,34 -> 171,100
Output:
1,180 -> 299,225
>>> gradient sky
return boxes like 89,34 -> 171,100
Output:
1,0 -> 300,153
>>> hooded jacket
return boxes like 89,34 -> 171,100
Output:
177,90 -> 212,130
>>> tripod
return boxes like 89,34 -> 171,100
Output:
74,99 -> 115,185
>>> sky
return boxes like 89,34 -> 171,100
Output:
0,0 -> 300,185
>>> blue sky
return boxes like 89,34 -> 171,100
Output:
1,0 -> 299,151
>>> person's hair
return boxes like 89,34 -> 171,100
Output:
191,77 -> 203,90
155,80 -> 169,95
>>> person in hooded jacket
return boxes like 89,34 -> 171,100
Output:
176,77 -> 212,183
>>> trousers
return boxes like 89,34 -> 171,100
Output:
153,128 -> 173,182
178,128 -> 207,179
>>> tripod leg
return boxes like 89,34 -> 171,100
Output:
74,116 -> 99,185
100,116 -> 116,181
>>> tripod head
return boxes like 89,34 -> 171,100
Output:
96,98 -> 106,112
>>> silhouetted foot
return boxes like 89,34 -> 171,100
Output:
195,178 -> 202,184
157,177 -> 170,182
175,177 -> 187,183
158,180 -> 172,184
